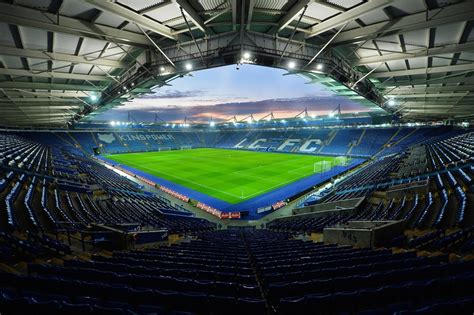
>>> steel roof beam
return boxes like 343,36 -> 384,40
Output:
0,98 -> 83,103
379,76 -> 474,87
306,0 -> 395,38
0,2 -> 151,47
176,0 -> 209,34
0,82 -> 105,91
372,63 -> 474,78
0,46 -> 126,68
387,92 -> 470,98
355,41 -> 474,65
333,1 -> 474,45
0,68 -> 112,82
83,0 -> 177,40
246,0 -> 255,30
276,0 -> 311,33
231,0 -> 237,31
387,85 -> 474,94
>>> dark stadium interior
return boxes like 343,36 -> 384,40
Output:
1,0 -> 474,314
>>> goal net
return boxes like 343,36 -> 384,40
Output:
314,161 -> 332,173
180,145 -> 192,150
159,147 -> 171,152
335,156 -> 349,166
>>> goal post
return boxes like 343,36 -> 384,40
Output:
158,146 -> 171,152
180,145 -> 192,150
334,156 -> 349,166
313,161 -> 332,173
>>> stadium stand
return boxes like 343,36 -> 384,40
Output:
0,125 -> 473,314
1,0 -> 474,313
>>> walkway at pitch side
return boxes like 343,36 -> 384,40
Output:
98,156 -> 365,220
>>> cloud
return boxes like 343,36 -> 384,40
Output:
101,96 -> 369,123
139,89 -> 205,99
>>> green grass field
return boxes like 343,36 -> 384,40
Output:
105,148 -> 340,204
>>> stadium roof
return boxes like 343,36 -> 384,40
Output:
0,0 -> 473,126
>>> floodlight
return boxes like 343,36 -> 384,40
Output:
388,99 -> 396,106
316,63 -> 324,71
210,121 -> 215,127
185,63 -> 193,71
243,51 -> 251,59
90,94 -> 98,102
328,112 -> 335,118
288,61 -> 296,69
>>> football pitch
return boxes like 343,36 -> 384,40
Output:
105,148 -> 342,204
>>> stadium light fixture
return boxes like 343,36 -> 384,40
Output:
210,121 -> 215,127
185,63 -> 193,71
388,99 -> 396,106
328,112 -> 335,118
316,63 -> 324,71
160,66 -> 165,72
288,61 -> 296,69
90,94 -> 98,102
243,51 -> 251,59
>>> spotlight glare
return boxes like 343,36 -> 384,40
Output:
160,66 -> 165,72
90,94 -> 98,101
185,63 -> 193,71
210,121 -> 215,127
288,61 -> 296,69
316,63 -> 324,71
243,51 -> 251,59
328,112 -> 335,118
388,99 -> 396,106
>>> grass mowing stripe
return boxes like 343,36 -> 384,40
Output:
105,148 -> 341,204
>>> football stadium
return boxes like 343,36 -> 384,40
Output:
0,0 -> 474,314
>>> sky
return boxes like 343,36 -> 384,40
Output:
94,64 -> 369,123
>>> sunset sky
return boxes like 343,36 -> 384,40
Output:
95,64 -> 369,123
